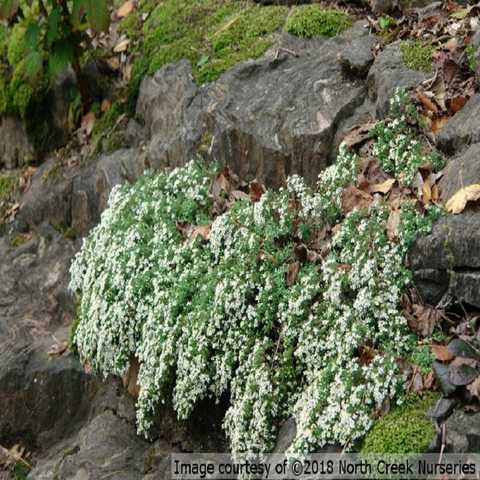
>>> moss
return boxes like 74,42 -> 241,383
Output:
361,393 -> 439,455
126,1 -> 289,108
466,44 -> 477,73
400,40 -> 434,73
9,233 -> 31,248
0,175 -> 17,200
285,6 -> 353,38
91,101 -> 128,154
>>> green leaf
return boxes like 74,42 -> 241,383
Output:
48,41 -> 74,79
197,55 -> 210,67
25,22 -> 41,51
25,50 -> 43,80
84,0 -> 110,32
46,8 -> 62,48
71,0 -> 86,30
0,0 -> 19,20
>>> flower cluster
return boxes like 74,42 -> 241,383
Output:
372,89 -> 444,185
70,96 -> 441,457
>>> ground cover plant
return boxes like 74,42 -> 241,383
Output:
70,91 -> 444,456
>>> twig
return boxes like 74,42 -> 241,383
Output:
274,47 -> 299,61
437,423 -> 446,465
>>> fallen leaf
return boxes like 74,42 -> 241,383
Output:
431,344 -> 454,362
286,261 -> 300,287
449,95 -> 467,113
386,209 -> 401,240
0,444 -> 31,469
114,38 -> 130,53
117,0 -> 135,18
342,122 -> 376,149
422,178 -> 432,205
101,99 -> 112,113
446,184 -> 480,213
407,304 -> 441,337
230,190 -> 250,201
448,338 -> 480,360
423,370 -> 435,389
341,186 -> 372,214
416,90 -> 438,113
431,115 -> 449,135
369,178 -> 396,194
47,341 -> 68,357
190,224 -> 211,241
249,180 -> 266,202
467,375 -> 480,399
449,363 -> 478,386
81,112 -> 96,136
122,357 -> 140,397
443,59 -> 460,84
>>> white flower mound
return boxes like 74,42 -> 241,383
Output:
70,103 -> 439,457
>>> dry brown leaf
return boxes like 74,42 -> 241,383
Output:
386,209 -> 401,240
81,112 -> 96,136
47,341 -> 68,357
417,90 -> 438,113
342,122 -> 376,149
122,357 -> 140,397
407,304 -> 441,337
449,95 -> 467,113
446,184 -> 480,213
117,0 -> 135,18
422,178 -> 432,205
0,444 -> 31,468
190,225 -> 211,241
249,180 -> 266,203
431,344 -> 454,362
286,261 -> 300,287
423,370 -> 435,390
341,186 -> 372,214
369,178 -> 396,195
431,116 -> 450,134
114,38 -> 130,53
101,99 -> 112,113
467,375 -> 480,399
230,190 -> 250,201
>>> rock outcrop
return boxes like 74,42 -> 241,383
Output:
409,143 -> 480,308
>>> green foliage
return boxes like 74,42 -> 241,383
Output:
361,393 -> 439,455
70,92 -> 444,457
125,0 -> 289,109
400,40 -> 434,73
0,0 -> 112,118
466,44 -> 477,73
0,174 -> 16,200
285,6 -> 353,38
372,89 -> 445,185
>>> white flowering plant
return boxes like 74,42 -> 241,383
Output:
70,92 -> 442,457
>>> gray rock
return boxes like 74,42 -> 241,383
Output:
444,410 -> 480,453
367,41 -> 427,117
409,143 -> 480,307
136,25 -> 377,187
29,411 -> 148,480
437,95 -> 480,155
19,148 -> 146,237
204,31 -> 368,186
0,231 -> 99,450
0,116 -> 35,169
136,60 -> 206,171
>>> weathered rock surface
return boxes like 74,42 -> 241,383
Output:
367,41 -> 427,117
0,227 -> 99,450
19,148 -> 145,237
138,24 -> 378,187
409,143 -> 480,307
0,116 -> 35,169
437,95 -> 480,155
444,410 -> 480,453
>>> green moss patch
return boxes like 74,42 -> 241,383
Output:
361,393 -> 439,455
285,6 -> 353,38
0,175 -> 17,201
400,40 -> 434,73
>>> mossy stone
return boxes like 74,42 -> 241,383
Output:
400,40 -> 434,73
285,5 -> 353,38
361,393 -> 439,455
